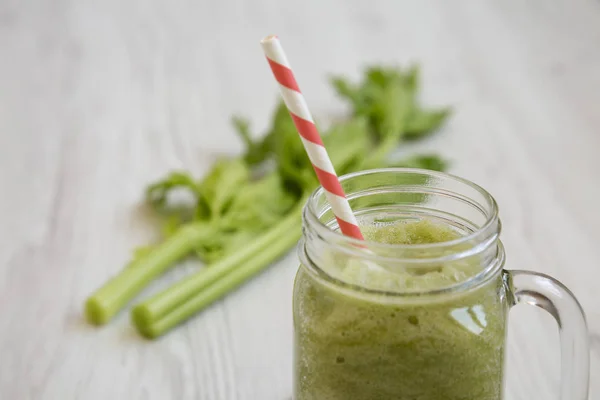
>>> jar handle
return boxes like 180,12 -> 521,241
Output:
506,270 -> 590,399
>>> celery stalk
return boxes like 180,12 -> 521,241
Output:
131,195 -> 307,338
85,223 -> 211,325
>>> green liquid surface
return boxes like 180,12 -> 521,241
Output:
294,219 -> 507,400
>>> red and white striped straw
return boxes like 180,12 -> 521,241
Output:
260,35 -> 365,241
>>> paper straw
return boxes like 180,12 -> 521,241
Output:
260,35 -> 365,241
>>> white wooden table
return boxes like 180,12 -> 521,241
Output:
1,0 -> 599,398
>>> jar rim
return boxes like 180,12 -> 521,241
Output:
298,240 -> 506,299
304,168 -> 500,254
301,168 -> 505,297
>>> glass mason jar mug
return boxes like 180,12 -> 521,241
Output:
294,169 -> 589,400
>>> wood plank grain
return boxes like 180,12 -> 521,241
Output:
0,0 -> 598,399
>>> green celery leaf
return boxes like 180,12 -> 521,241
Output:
390,154 -> 449,172
232,116 -> 274,166
330,77 -> 365,112
196,174 -> 300,262
145,171 -> 202,222
269,103 -> 313,190
146,172 -> 200,209
405,108 -> 452,139
220,173 -> 297,230
366,67 -> 415,139
323,117 -> 371,173
198,158 -> 250,219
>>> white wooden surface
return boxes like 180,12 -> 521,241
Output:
1,0 -> 599,399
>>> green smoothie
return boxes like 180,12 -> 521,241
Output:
293,219 -> 508,400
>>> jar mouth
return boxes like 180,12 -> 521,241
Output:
298,240 -> 506,299
304,168 -> 500,261
301,168 -> 504,296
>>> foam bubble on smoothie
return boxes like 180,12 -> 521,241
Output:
361,218 -> 460,245
338,219 -> 482,292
